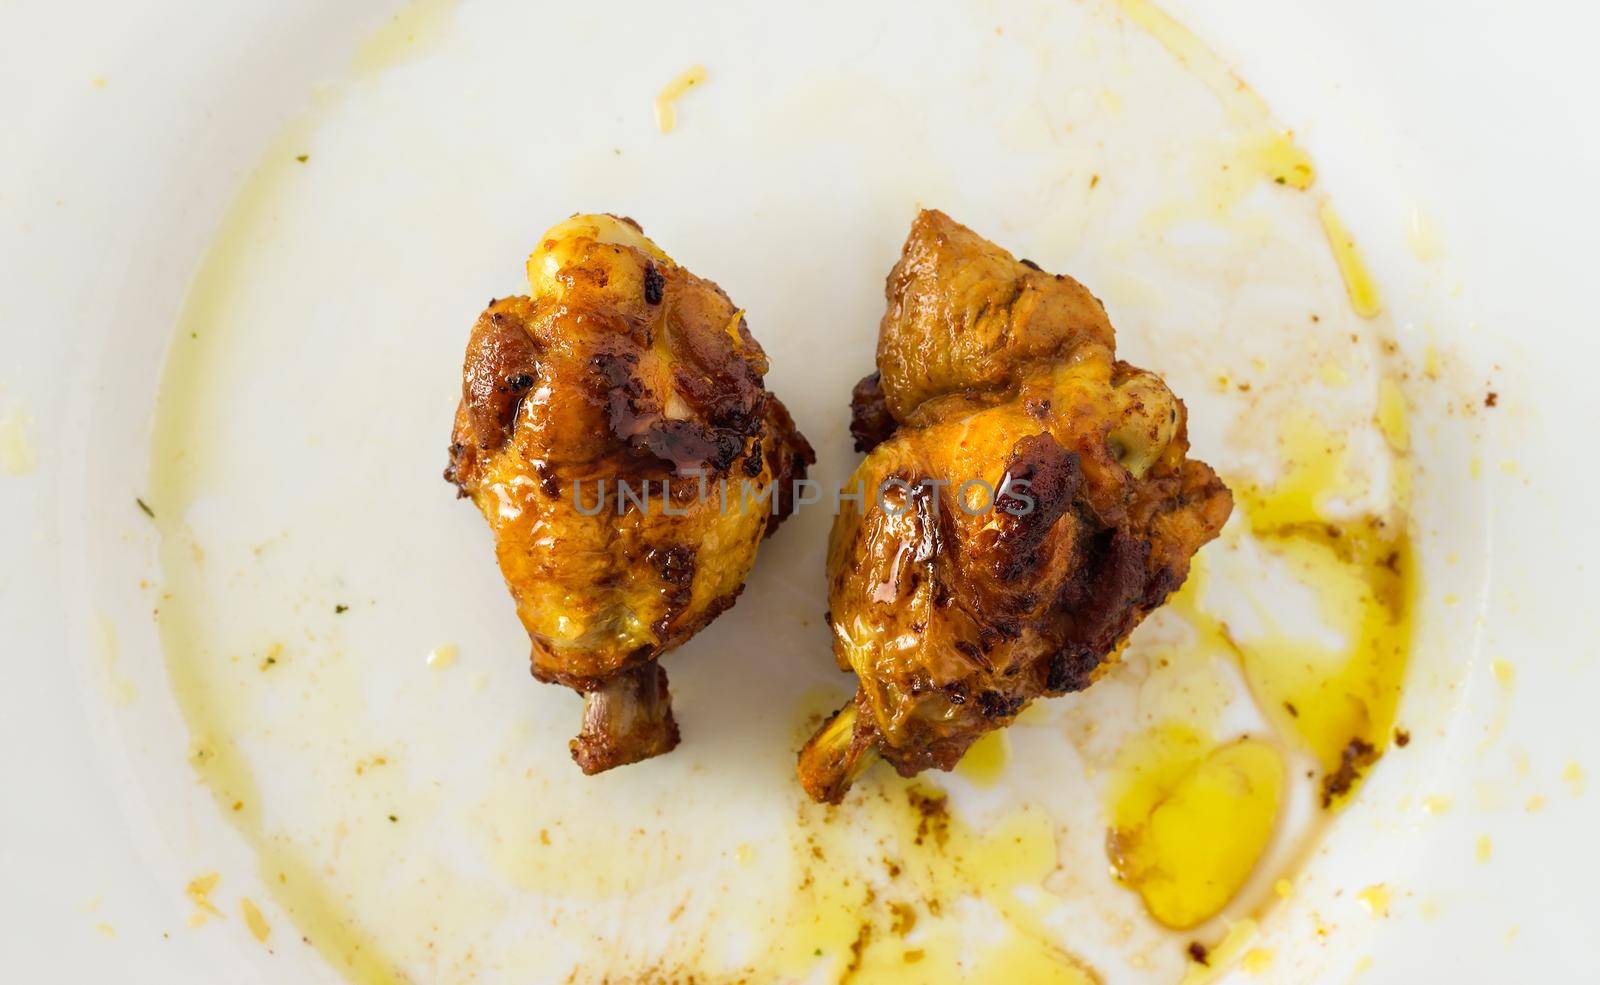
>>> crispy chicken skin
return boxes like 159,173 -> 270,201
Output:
447,214 -> 813,774
798,210 -> 1232,803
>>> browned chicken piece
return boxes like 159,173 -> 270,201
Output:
447,214 -> 813,774
798,210 -> 1232,803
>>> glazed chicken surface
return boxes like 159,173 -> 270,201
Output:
798,210 -> 1232,803
447,214 -> 813,774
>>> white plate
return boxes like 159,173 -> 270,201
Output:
3,1 -> 1598,982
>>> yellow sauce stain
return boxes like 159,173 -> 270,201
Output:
1318,201 -> 1383,319
150,103 -> 412,985
1113,0 -> 1312,202
0,403 -> 37,475
353,0 -> 461,79
186,873 -> 223,926
1491,659 -> 1515,689
242,898 -> 272,944
1422,794 -> 1453,815
1476,835 -> 1493,863
1243,130 -> 1316,190
1273,878 -> 1293,900
654,65 -> 707,134
1107,725 -> 1284,929
769,774 -> 1093,984
1525,794 -> 1547,813
954,728 -> 1010,786
1357,882 -> 1390,918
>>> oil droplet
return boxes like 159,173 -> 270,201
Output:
1108,727 -> 1284,929
1564,761 -> 1585,796
955,728 -> 1010,786
1357,883 -> 1391,918
353,0 -> 460,78
1241,947 -> 1275,973
1318,201 -> 1382,319
1422,794 -> 1453,815
1319,361 -> 1350,386
1475,835 -> 1493,863
425,643 -> 457,670
654,65 -> 707,134
241,898 -> 272,943
0,404 -> 36,475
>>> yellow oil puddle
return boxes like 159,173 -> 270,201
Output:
954,729 -> 1011,786
1319,201 -> 1383,318
1231,413 -> 1414,807
353,0 -> 461,79
1107,724 -> 1284,929
655,65 -> 707,134
770,773 -> 1094,984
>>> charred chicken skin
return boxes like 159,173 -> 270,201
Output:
798,210 -> 1232,803
447,214 -> 813,774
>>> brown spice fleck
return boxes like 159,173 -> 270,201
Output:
907,788 -> 951,848
1321,737 -> 1379,807
1188,941 -> 1210,965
